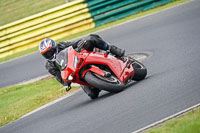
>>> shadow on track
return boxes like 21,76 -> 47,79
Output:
64,76 -> 151,113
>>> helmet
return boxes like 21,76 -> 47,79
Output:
39,38 -> 57,60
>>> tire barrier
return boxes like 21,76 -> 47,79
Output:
0,0 -> 173,58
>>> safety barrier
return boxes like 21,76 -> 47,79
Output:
0,0 -> 174,58
87,0 -> 173,27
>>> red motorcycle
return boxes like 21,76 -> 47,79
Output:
55,46 -> 147,98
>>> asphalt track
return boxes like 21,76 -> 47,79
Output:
1,0 -> 200,133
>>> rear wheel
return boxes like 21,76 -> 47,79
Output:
132,60 -> 147,81
84,71 -> 125,93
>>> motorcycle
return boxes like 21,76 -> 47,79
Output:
55,46 -> 147,99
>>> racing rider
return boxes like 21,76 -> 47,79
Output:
39,34 -> 125,99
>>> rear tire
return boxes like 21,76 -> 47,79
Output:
132,60 -> 147,81
84,71 -> 125,93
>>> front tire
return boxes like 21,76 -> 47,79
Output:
84,71 -> 125,93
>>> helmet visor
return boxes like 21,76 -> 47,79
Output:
42,48 -> 56,59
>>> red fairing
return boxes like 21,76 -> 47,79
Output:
61,70 -> 69,82
60,46 -> 135,86
61,47 -> 76,82
84,52 -> 134,82
82,66 -> 105,78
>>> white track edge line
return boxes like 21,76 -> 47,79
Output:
20,89 -> 81,119
132,103 -> 200,133
18,0 -> 195,127
3,0 -> 194,121
1,0 -> 194,122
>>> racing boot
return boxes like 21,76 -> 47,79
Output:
81,85 -> 101,99
109,45 -> 125,58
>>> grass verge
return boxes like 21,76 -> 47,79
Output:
147,106 -> 200,133
0,0 -> 189,63
0,0 -> 66,26
0,78 -> 79,126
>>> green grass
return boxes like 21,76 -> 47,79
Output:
0,0 -> 67,26
147,107 -> 200,133
0,0 -> 189,63
0,78 -> 79,126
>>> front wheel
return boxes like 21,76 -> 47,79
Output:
84,71 -> 125,93
132,60 -> 147,81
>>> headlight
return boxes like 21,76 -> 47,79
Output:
68,73 -> 74,81
74,56 -> 79,69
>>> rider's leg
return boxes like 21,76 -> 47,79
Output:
84,34 -> 125,57
81,85 -> 101,99
109,45 -> 125,58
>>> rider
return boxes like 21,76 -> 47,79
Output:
39,34 -> 125,99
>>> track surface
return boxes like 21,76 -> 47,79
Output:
1,1 -> 200,133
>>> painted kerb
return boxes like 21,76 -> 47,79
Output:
0,0 -> 174,58
0,0 -> 94,58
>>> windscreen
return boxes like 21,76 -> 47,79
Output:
55,48 -> 68,70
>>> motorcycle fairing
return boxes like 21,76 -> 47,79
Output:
61,47 -> 76,82
82,66 -> 105,78
83,52 -> 135,82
